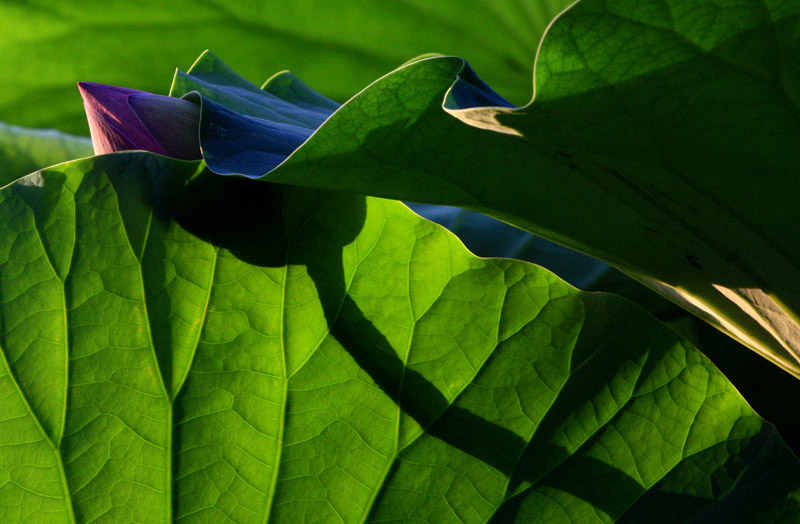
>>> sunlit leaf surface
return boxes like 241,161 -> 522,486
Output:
0,153 -> 798,523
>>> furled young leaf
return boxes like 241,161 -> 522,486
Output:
1,152 -> 798,523
0,0 -> 571,134
0,122 -> 92,187
169,0 -> 800,378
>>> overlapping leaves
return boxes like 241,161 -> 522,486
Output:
0,152 -> 798,522
0,123 -> 92,187
0,0 -> 571,134
1,0 -> 800,521
165,0 -> 800,379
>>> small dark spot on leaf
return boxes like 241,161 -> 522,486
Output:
686,255 -> 702,270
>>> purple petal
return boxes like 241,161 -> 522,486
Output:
127,93 -> 201,160
78,82 -> 165,156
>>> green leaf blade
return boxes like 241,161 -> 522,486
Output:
2,153 -> 798,522
64,165 -> 170,523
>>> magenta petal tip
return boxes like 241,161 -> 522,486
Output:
77,81 -> 201,160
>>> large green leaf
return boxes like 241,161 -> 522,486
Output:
188,0 -> 800,378
406,206 -> 800,456
0,0 -> 571,135
1,153 -> 798,523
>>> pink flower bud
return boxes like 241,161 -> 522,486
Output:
77,82 -> 202,160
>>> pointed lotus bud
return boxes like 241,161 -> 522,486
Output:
77,82 -> 202,160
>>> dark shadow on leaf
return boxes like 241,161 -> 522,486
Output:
148,168 -> 741,520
